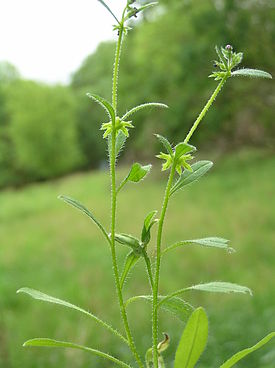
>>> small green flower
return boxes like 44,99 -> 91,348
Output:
209,45 -> 243,81
156,152 -> 194,175
156,141 -> 196,175
101,117 -> 134,138
175,154 -> 193,175
156,152 -> 173,171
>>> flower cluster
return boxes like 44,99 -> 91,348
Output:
156,141 -> 196,175
210,45 -> 243,80
101,117 -> 134,138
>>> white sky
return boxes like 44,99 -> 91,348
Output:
0,0 -> 125,84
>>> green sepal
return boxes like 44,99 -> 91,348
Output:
174,307 -> 208,368
101,117 -> 134,139
141,210 -> 158,246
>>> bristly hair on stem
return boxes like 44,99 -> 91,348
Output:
17,2 -> 273,368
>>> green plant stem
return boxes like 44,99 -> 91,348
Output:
184,75 -> 228,144
110,11 -> 144,368
152,164 -> 176,368
112,27 -> 123,113
142,249 -> 154,289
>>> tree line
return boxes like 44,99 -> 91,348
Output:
0,0 -> 274,188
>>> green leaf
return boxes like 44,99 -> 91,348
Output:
97,0 -> 119,24
137,2 -> 158,13
58,195 -> 110,244
158,297 -> 194,322
174,307 -> 208,368
86,93 -> 116,123
220,332 -> 275,368
108,130 -> 127,159
174,143 -> 196,159
188,282 -> 252,296
163,237 -> 235,255
170,161 -> 213,196
23,338 -> 131,368
127,163 -> 152,183
215,45 -> 227,66
155,134 -> 173,155
141,210 -> 158,245
122,102 -> 168,120
115,233 -> 142,254
17,288 -> 127,344
161,282 -> 252,306
231,68 -> 272,79
125,2 -> 158,20
120,251 -> 140,289
125,295 -> 193,322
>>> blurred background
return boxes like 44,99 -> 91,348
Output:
0,0 -> 274,367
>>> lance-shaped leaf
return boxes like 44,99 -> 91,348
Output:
163,237 -> 235,255
155,134 -> 173,155
24,338 -> 131,368
141,210 -> 158,246
220,332 -> 275,368
17,288 -> 127,344
97,0 -> 119,23
108,130 -> 127,159
174,307 -> 208,368
188,282 -> 252,296
159,282 -> 252,308
125,295 -> 193,322
231,68 -> 272,79
86,93 -> 115,123
122,102 -> 168,121
120,251 -> 140,289
125,2 -> 158,20
170,161 -> 213,196
58,195 -> 110,245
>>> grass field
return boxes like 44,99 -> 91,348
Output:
0,149 -> 274,368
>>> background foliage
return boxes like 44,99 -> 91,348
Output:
0,0 -> 274,187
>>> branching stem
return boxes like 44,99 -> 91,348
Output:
184,75 -> 228,144
152,164 -> 176,368
110,7 -> 144,368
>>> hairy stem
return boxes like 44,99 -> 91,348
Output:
110,12 -> 144,368
152,164 -> 176,367
184,76 -> 228,144
112,28 -> 123,113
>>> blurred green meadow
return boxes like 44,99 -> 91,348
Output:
0,148 -> 274,367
